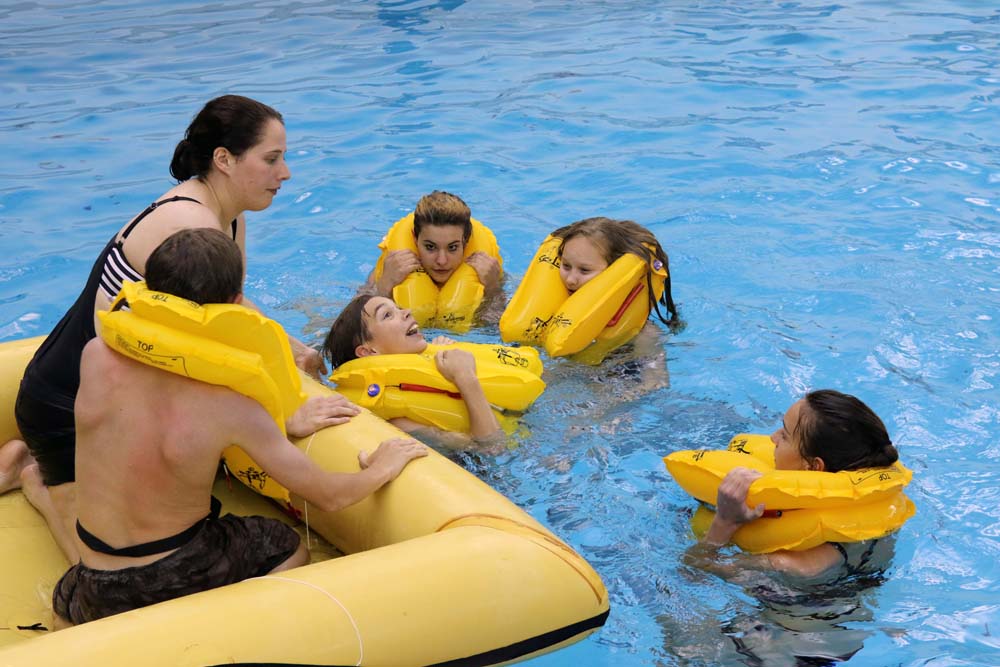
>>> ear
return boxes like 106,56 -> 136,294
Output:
230,292 -> 244,305
808,457 -> 827,472
213,147 -> 234,175
355,344 -> 377,358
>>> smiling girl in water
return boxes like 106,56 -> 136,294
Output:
322,295 -> 503,445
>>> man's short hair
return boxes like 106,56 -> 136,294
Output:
145,228 -> 243,305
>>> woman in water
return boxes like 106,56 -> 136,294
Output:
674,390 -> 902,664
699,389 -> 901,576
1,95 -> 338,497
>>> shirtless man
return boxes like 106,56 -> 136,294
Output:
32,228 -> 426,627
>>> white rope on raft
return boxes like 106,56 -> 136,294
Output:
262,575 -> 364,667
301,431 -> 318,549
278,431 -> 362,663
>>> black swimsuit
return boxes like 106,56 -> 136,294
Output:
15,197 -> 237,486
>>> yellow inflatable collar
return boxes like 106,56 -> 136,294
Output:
500,235 -> 667,363
98,281 -> 307,502
374,214 -> 503,332
664,433 -> 916,553
329,342 -> 544,433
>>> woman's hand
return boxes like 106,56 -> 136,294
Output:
377,250 -> 421,295
465,252 -> 501,291
293,345 -> 327,379
704,466 -> 764,546
429,335 -> 457,346
286,393 -> 361,438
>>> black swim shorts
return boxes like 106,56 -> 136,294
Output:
52,513 -> 301,625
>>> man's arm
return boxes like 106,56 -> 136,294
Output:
230,396 -> 427,513
286,393 -> 361,438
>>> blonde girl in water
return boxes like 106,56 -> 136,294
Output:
553,216 -> 676,323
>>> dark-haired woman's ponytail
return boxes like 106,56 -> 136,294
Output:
170,138 -> 195,181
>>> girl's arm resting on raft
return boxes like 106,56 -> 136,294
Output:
389,417 -> 506,453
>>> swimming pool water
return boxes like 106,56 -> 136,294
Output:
2,1 -> 999,665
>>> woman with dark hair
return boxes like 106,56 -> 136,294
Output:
702,389 -> 900,576
0,95 -> 329,500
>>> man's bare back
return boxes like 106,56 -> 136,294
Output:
74,338 -> 260,569
52,335 -> 426,626
41,228 -> 428,627
74,337 -> 427,572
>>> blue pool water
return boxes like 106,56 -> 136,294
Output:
2,1 -> 999,665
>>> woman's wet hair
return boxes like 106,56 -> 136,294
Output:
170,95 -> 283,181
412,191 -> 472,242
552,217 -> 678,327
145,228 -> 243,305
795,389 -> 899,472
322,293 -> 377,370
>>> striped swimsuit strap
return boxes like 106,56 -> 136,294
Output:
98,196 -> 237,300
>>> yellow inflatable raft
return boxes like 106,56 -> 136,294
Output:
329,342 -> 545,433
374,214 -> 502,332
500,235 -> 667,363
0,345 -> 607,662
664,433 -> 916,553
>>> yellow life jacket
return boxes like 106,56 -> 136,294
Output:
374,214 -> 503,332
329,342 -> 544,433
98,281 -> 306,503
499,235 -> 667,363
664,433 -> 916,553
